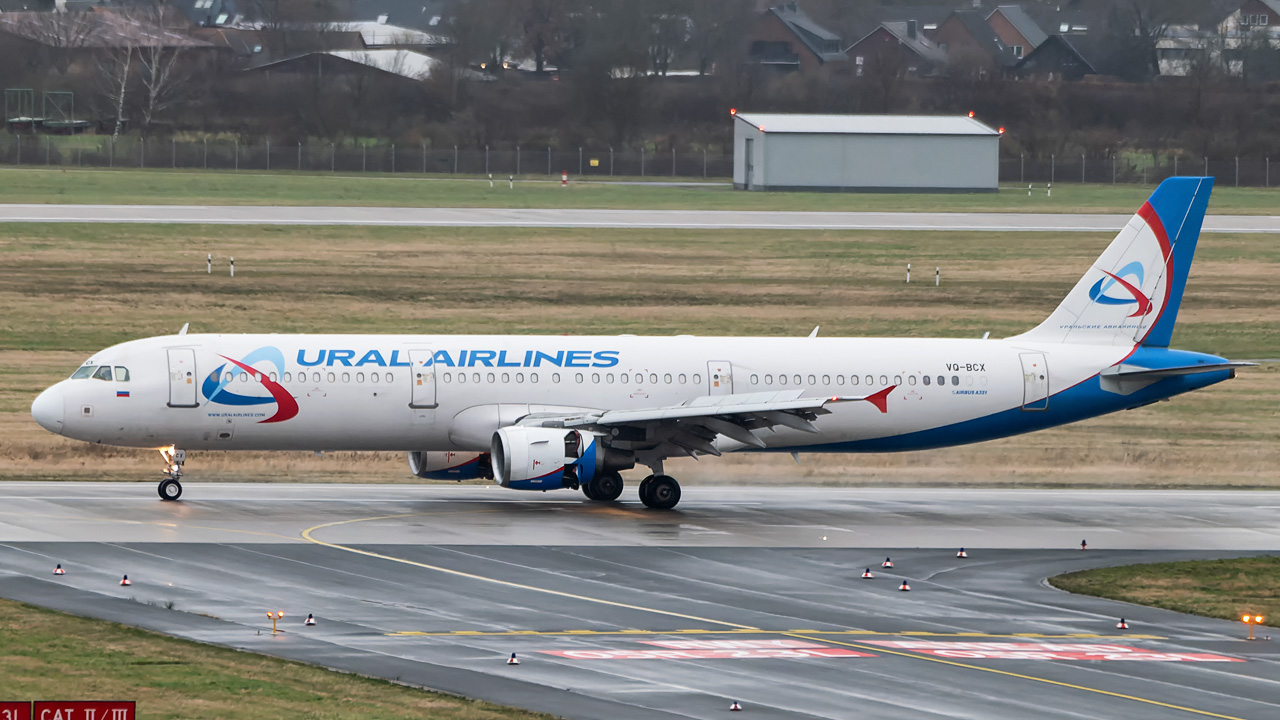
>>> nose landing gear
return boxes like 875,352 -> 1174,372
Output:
157,446 -> 185,501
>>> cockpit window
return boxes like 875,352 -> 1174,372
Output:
91,366 -> 113,381
114,366 -> 130,381
71,365 -> 96,379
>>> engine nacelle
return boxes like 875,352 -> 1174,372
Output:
407,451 -> 492,481
491,427 -> 605,490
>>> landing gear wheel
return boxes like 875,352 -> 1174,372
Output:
592,471 -> 624,502
641,475 -> 680,510
582,482 -> 599,500
158,478 -> 183,501
638,475 -> 656,506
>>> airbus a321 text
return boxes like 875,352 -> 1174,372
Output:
31,178 -> 1249,509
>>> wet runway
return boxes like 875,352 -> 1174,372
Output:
0,484 -> 1276,719
1,204 -> 1279,232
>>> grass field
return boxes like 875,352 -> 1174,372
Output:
2,222 -> 1277,486
0,598 -> 549,720
1050,557 -> 1279,628
4,167 -> 1280,212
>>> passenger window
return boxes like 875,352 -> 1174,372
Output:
980,376 -> 988,386
779,375 -> 788,385
894,375 -> 902,385
115,366 -> 130,381
908,375 -> 917,386
649,373 -> 658,384
502,373 -> 510,383
621,373 -> 630,384
693,374 -> 701,384
923,375 -> 931,386
239,372 -> 249,382
937,375 -> 945,386
664,373 -> 672,384
92,366 -> 113,381
952,375 -> 959,386
385,373 -> 393,383
836,375 -> 844,385
794,375 -> 801,385
750,374 -> 759,384
865,375 -> 873,385
313,372 -> 322,383
342,372 -> 350,383
531,373 -> 539,383
488,373 -> 496,383
966,376 -> 973,386
72,365 -> 95,379
371,372 -> 380,384
269,372 -> 278,382
679,373 -> 687,384
575,373 -> 583,383
807,374 -> 816,385
850,375 -> 859,386
355,372 -> 363,383
553,373 -> 561,383
327,372 -> 336,383
879,375 -> 887,385
209,371 -> 219,382
822,375 -> 830,385
458,373 -> 467,384
606,373 -> 614,383
224,372 -> 233,383
473,373 -> 481,383
765,374 -> 773,385
516,373 -> 525,383
592,373 -> 599,383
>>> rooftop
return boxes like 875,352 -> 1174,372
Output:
733,113 -> 1000,136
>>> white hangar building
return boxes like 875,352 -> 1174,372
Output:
732,113 -> 1002,192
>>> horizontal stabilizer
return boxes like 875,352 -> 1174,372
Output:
1101,362 -> 1255,380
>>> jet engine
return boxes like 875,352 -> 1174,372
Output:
491,427 -> 636,490
407,451 -> 492,481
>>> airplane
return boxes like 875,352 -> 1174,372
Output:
30,177 -> 1250,510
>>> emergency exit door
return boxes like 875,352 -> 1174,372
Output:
166,348 -> 199,408
1020,353 -> 1049,410
409,349 -> 438,408
707,361 -> 734,396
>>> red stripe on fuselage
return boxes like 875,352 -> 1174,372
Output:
219,355 -> 300,423
1135,202 -> 1174,343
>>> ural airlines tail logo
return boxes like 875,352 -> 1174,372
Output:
201,346 -> 299,423
1087,261 -> 1152,318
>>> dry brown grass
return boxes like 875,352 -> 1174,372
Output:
2,223 -> 1277,486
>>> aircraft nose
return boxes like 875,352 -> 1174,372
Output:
31,384 -> 65,435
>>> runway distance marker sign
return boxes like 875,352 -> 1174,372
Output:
30,702 -> 135,720
865,641 -> 1241,662
540,639 -> 873,660
0,702 -> 31,720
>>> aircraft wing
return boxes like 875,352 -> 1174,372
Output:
521,386 -> 895,458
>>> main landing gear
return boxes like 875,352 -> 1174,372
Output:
638,474 -> 681,510
157,446 -> 185,501
582,470 -> 624,502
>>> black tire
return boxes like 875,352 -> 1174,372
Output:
637,475 -> 655,505
591,471 -> 624,502
641,475 -> 680,510
158,478 -> 183,501
581,482 -> 599,500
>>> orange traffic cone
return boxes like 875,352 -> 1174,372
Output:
861,568 -> 874,579
729,701 -> 742,711
120,574 -> 131,586
956,548 -> 968,558
53,564 -> 65,576
507,653 -> 520,665
1116,618 -> 1129,629
305,614 -> 316,626
898,580 -> 911,592
882,557 -> 894,568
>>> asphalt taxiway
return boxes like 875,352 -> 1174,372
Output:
0,484 -> 1276,720
2,204 -> 1279,232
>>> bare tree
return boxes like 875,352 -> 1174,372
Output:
134,4 -> 194,133
101,42 -> 135,140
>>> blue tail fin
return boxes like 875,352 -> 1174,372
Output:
1012,177 -> 1214,347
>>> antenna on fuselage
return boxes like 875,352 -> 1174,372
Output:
178,323 -> 189,336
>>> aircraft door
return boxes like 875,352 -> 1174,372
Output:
707,361 -> 733,396
1019,353 -> 1049,410
166,348 -> 199,408
409,349 -> 438,409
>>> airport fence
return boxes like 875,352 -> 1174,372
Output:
0,135 -> 735,179
2,135 -> 1275,187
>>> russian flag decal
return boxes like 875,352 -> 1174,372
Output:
117,391 -> 130,398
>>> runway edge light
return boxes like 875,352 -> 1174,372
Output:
899,580 -> 911,592
1116,618 -> 1129,630
305,613 -> 316,626
882,557 -> 893,568
861,568 -> 874,579
53,564 -> 65,576
956,548 -> 968,558
730,701 -> 742,711
507,653 -> 520,665
120,574 -> 131,586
